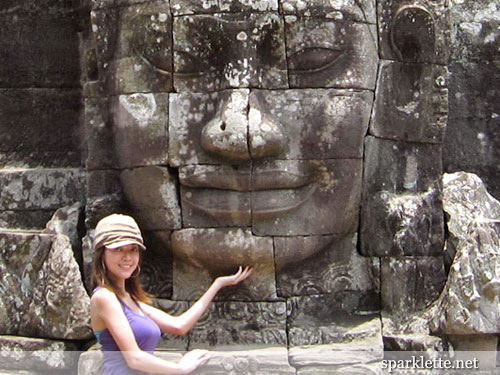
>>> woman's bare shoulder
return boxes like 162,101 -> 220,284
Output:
91,287 -> 119,308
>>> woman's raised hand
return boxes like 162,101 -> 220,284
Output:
215,266 -> 253,288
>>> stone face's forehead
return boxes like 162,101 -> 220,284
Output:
90,0 -> 379,94
282,0 -> 376,23
173,12 -> 288,91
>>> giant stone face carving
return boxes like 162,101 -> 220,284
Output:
87,0 -> 449,348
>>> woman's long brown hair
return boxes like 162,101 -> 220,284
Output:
91,246 -> 152,304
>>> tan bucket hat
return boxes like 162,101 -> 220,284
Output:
94,214 -> 146,251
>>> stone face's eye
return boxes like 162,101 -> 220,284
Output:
174,50 -> 207,76
288,47 -> 344,73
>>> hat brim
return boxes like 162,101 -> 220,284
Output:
104,239 -> 146,250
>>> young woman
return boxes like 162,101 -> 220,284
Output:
90,214 -> 252,375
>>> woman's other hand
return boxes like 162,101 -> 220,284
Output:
179,349 -> 211,374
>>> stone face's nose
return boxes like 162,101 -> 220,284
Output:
200,90 -> 286,162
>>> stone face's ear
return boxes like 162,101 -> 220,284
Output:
390,5 -> 436,63
378,0 -> 451,65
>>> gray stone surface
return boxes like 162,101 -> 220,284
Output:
120,166 -> 182,231
443,60 -> 500,200
381,257 -> 446,313
0,168 -> 87,229
188,301 -> 287,348
287,295 -> 381,347
288,313 -> 383,364
276,233 -> 380,305
0,89 -> 83,165
370,60 -> 448,143
443,0 -> 500,200
281,0 -> 376,24
91,1 -> 173,95
431,172 -> 500,335
360,136 -> 444,256
0,10 -> 80,88
171,0 -> 279,14
0,230 -> 92,339
110,93 -> 169,168
84,97 -> 117,170
0,336 -> 79,373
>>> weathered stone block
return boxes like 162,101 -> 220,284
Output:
276,233 -> 380,306
297,362 -> 383,375
173,12 -> 287,92
281,0 -> 376,24
190,348 -> 296,375
430,172 -> 500,335
381,257 -> 446,314
0,230 -> 92,339
120,166 -> 182,231
370,60 -> 448,143
171,0 -> 278,14
0,89 -> 82,156
287,295 -> 382,347
0,336 -> 79,373
154,299 -> 189,349
285,17 -> 378,89
0,151 -> 82,169
0,12 -> 80,88
77,349 -> 102,375
110,93 -> 169,168
0,210 -> 54,230
378,0 -> 451,65
189,301 -> 287,348
86,170 -> 122,198
252,89 -> 373,160
360,137 -> 444,256
288,312 -> 383,368
141,230 -> 174,298
443,61 -> 500,199
451,4 -> 500,62
91,0 -> 148,9
91,1 -> 173,95
253,159 -> 362,236
0,168 -> 87,211
85,97 -> 117,170
171,228 -> 276,300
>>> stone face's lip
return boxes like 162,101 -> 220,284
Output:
182,184 -> 317,219
180,167 -> 315,191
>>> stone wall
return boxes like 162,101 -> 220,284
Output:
1,0 -> 500,374
0,0 -> 87,229
443,0 -> 500,200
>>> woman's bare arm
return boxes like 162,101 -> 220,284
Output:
141,266 -> 253,336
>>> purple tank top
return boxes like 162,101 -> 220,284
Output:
93,287 -> 162,375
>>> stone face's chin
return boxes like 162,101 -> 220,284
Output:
170,227 -> 334,272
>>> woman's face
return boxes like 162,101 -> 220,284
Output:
103,244 -> 141,282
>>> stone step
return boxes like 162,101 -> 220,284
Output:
78,346 -> 385,375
